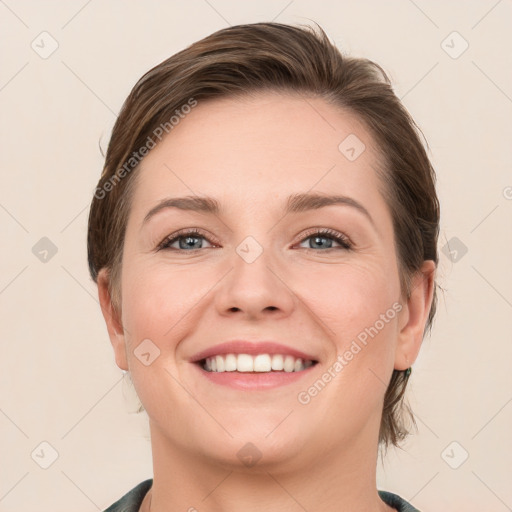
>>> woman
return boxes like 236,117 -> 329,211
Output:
89,21 -> 439,512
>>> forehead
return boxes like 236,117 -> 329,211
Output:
128,92 -> 387,219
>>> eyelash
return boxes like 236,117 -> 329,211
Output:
157,227 -> 353,252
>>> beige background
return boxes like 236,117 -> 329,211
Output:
1,1 -> 511,511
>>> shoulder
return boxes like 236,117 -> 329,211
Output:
378,490 -> 421,512
103,479 -> 153,512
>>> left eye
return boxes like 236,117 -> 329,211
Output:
297,229 -> 352,251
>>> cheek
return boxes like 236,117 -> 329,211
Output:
118,263 -> 206,421
120,259 -> 220,354
305,260 -> 400,332
305,262 -> 401,390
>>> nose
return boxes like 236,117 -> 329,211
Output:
214,238 -> 296,321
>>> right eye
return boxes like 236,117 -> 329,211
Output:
158,229 -> 218,251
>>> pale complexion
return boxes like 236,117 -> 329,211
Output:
98,92 -> 435,512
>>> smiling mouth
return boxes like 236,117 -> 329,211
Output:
199,353 -> 318,373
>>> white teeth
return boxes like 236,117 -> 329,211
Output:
283,355 -> 295,372
237,354 -> 254,372
202,353 -> 314,373
271,354 -> 284,371
215,355 -> 225,372
224,353 -> 237,372
254,354 -> 271,372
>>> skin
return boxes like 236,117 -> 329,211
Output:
98,91 -> 435,512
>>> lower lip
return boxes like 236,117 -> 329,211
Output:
193,363 -> 317,390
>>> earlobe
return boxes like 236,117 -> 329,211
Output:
394,260 -> 436,370
97,269 -> 129,371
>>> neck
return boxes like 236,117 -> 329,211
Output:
143,421 -> 394,512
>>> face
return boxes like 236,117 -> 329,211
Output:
100,92 -> 432,470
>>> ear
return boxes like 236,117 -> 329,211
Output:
97,268 -> 128,371
395,260 -> 436,370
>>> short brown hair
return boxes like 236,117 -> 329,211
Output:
87,21 -> 439,448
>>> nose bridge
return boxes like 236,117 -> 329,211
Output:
214,231 -> 295,317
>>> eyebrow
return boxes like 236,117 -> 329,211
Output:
143,192 -> 374,226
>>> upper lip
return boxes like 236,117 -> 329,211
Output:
190,341 -> 318,363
